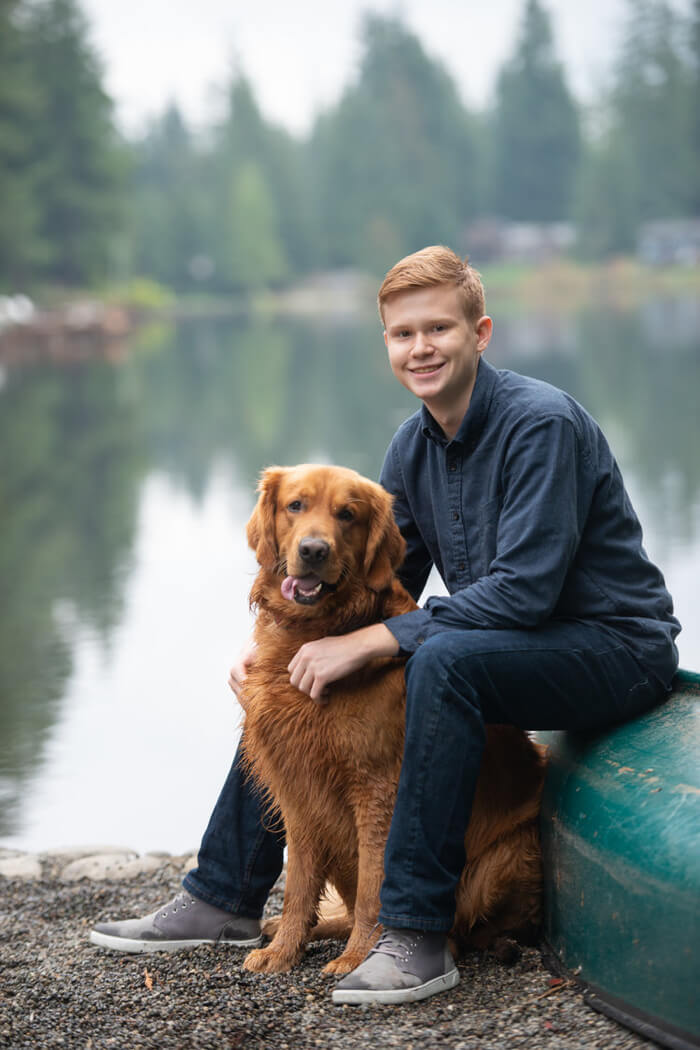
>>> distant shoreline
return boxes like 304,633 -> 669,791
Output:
15,258 -> 700,323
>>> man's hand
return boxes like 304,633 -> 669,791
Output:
288,623 -> 399,704
228,634 -> 258,712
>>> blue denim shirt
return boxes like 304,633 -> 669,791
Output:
380,357 -> 680,688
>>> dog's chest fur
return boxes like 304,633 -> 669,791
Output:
241,639 -> 406,827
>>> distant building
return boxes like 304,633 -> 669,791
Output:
464,218 -> 576,264
637,219 -> 700,265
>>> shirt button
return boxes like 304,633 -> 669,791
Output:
452,511 -> 459,521
458,562 -> 465,572
448,462 -> 457,472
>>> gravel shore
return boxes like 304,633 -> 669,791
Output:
0,849 -> 661,1050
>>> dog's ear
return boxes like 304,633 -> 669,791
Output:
363,484 -> 406,592
247,467 -> 286,569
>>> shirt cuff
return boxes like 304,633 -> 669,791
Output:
383,608 -> 434,654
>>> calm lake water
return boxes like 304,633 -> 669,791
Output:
1,295 -> 699,853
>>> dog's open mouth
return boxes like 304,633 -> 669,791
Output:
281,573 -> 337,605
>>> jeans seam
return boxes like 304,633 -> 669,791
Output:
236,823 -> 274,912
401,670 -> 444,887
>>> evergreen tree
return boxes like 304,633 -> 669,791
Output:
225,161 -> 288,289
689,0 -> 700,213
129,104 -> 210,289
310,15 -> 479,274
207,74 -> 307,289
24,0 -> 126,285
0,0 -> 46,286
612,0 -> 693,219
490,0 -> 581,221
576,0 -> 695,256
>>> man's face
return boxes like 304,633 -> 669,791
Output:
383,284 -> 492,425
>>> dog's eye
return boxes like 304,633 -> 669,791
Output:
287,500 -> 303,513
336,508 -> 354,522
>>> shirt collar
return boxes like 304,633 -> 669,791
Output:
420,357 -> 498,448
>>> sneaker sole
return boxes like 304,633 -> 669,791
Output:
89,930 -> 263,954
332,965 -> 459,1005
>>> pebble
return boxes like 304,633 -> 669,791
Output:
0,853 -> 41,879
0,847 -> 664,1050
61,852 -> 166,882
0,846 -> 195,882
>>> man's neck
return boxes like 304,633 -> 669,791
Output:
423,387 -> 473,441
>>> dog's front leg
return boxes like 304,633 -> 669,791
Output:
244,833 -> 324,973
322,801 -> 389,975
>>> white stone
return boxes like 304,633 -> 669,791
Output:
41,845 -> 138,861
110,854 -> 165,880
0,854 -> 42,879
181,853 -> 198,873
60,851 -> 141,881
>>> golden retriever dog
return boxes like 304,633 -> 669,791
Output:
240,464 -> 546,976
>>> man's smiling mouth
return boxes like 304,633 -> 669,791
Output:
411,364 -> 444,375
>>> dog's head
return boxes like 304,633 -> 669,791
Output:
246,464 -> 405,614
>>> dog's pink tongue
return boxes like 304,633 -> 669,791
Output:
281,576 -> 297,601
281,574 -> 321,600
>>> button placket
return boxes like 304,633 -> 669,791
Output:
446,448 -> 470,586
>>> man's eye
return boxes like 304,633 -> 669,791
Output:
337,508 -> 354,522
287,500 -> 303,512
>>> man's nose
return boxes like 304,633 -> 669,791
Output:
413,331 -> 430,353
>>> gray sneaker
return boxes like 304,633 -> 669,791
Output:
332,927 -> 459,1005
89,890 -> 262,954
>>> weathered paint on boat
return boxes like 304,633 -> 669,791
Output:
534,669 -> 700,1050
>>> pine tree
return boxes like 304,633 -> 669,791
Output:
689,0 -> 700,212
25,0 -> 126,285
612,0 -> 693,220
207,74 -> 300,290
129,104 -> 209,289
576,0 -> 695,256
310,15 -> 479,273
225,161 -> 288,289
490,0 -> 581,221
0,0 -> 47,286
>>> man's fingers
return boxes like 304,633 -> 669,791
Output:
313,687 -> 330,706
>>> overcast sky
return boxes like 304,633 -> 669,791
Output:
80,0 -> 691,136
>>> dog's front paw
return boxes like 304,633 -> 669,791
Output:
243,945 -> 300,973
322,949 -> 367,976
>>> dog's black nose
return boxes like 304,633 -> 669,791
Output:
299,537 -> 330,565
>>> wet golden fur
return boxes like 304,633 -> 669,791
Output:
240,464 -> 546,975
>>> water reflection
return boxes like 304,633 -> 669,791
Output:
1,297 -> 698,848
0,359 -> 144,838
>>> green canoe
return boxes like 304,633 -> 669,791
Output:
534,669 -> 700,1050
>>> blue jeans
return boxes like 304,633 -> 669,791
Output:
184,621 -> 668,929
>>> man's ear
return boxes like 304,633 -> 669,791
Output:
246,467 -> 286,569
475,315 -> 493,353
363,484 -> 406,592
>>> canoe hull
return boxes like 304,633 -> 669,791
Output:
534,670 -> 700,1050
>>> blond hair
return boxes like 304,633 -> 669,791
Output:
378,245 -> 485,326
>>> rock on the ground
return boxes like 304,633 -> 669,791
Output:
60,851 -> 165,881
0,853 -> 41,879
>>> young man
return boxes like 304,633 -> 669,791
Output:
90,246 -> 680,1005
